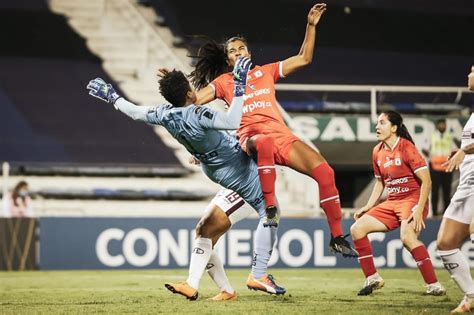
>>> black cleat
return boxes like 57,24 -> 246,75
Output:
357,276 -> 384,296
358,283 -> 377,296
263,205 -> 279,228
329,234 -> 358,258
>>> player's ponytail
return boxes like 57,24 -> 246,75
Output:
383,110 -> 415,144
189,36 -> 229,89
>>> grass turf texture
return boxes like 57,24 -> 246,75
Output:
0,268 -> 463,314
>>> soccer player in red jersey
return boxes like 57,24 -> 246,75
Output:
350,111 -> 446,296
188,3 -> 357,258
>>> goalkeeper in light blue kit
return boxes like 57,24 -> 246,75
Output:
87,57 -> 284,300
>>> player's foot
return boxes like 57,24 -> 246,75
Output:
451,295 -> 474,313
329,234 -> 359,257
207,291 -> 238,301
425,282 -> 446,296
246,273 -> 286,295
263,205 -> 279,228
358,273 -> 384,296
164,281 -> 198,301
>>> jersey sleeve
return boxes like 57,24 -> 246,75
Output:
191,105 -> 219,129
261,62 -> 283,82
404,141 -> 428,173
372,147 -> 381,178
210,75 -> 227,100
144,104 -> 171,125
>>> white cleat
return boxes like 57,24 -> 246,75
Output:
425,282 -> 446,296
358,273 -> 385,296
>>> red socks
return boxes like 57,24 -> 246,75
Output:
254,136 -> 276,208
311,163 -> 343,237
354,240 -> 437,284
411,245 -> 438,284
354,237 -> 377,277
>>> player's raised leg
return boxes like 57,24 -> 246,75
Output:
288,140 -> 357,257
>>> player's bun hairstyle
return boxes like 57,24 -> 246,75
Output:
158,70 -> 191,107
189,35 -> 248,89
382,110 -> 415,144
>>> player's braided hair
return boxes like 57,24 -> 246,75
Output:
189,36 -> 248,89
383,110 -> 415,144
158,70 -> 191,107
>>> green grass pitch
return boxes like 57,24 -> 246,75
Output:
0,268 -> 464,314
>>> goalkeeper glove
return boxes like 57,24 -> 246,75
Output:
86,77 -> 121,104
232,57 -> 252,97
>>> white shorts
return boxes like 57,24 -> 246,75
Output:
206,188 -> 255,225
443,189 -> 474,225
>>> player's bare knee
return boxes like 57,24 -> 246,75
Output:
195,219 -> 212,238
400,231 -> 418,249
350,223 -> 366,240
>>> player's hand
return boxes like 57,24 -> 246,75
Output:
86,78 -> 121,104
232,57 -> 252,97
307,3 -> 327,26
188,156 -> 200,165
354,206 -> 370,220
157,68 -> 170,78
443,149 -> 465,172
407,207 -> 426,232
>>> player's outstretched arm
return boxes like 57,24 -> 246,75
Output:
210,57 -> 252,129
86,77 -> 150,122
280,3 -> 326,77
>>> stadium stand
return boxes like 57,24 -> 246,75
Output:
0,1 -> 184,176
0,0 -> 223,217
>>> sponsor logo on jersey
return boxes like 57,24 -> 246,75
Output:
386,186 -> 410,194
462,130 -> 473,139
383,160 -> 393,168
387,177 -> 409,185
243,88 -> 271,101
242,101 -> 272,113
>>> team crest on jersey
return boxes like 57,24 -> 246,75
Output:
395,157 -> 401,166
254,70 -> 263,78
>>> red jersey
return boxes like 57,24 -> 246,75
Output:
210,62 -> 286,135
372,137 -> 428,201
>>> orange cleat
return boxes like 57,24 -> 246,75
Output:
164,281 -> 198,301
207,291 -> 238,301
246,273 -> 286,295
